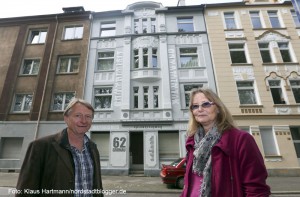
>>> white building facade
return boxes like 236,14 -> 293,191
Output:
85,2 -> 216,175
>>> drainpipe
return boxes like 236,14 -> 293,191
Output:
34,15 -> 59,140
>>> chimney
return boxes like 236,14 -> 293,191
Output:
177,0 -> 186,6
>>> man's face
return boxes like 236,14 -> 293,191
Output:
64,103 -> 93,136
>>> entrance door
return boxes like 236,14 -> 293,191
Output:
129,132 -> 144,171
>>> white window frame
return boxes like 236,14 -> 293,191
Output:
268,79 -> 287,104
260,126 -> 280,156
20,59 -> 40,75
267,10 -> 283,28
28,29 -> 47,44
153,86 -> 159,108
179,47 -> 199,68
133,47 -> 158,69
224,12 -> 237,29
12,94 -> 33,112
278,42 -> 294,63
177,17 -> 194,32
57,56 -> 80,73
52,92 -> 75,111
228,41 -> 250,64
134,17 -> 156,34
100,21 -> 116,37
94,87 -> 113,109
133,87 -> 139,109
258,42 -> 274,63
143,86 -> 149,109
236,81 -> 258,105
290,79 -> 300,103
249,11 -> 263,29
63,25 -> 83,40
182,84 -> 205,108
97,51 -> 115,71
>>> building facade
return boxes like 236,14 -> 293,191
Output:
0,7 -> 92,170
85,2 -> 216,175
0,0 -> 299,176
205,0 -> 300,173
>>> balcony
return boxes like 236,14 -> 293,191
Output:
131,68 -> 161,82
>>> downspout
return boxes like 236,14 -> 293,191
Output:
34,15 -> 59,140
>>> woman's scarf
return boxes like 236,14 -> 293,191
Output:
193,125 -> 221,197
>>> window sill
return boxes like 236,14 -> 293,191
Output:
239,104 -> 263,108
230,63 -> 253,66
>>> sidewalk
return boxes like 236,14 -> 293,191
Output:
1,173 -> 300,195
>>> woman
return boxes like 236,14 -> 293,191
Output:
180,88 -> 270,197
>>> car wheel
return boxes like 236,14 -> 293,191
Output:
176,177 -> 184,189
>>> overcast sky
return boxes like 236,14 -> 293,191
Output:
0,0 -> 242,18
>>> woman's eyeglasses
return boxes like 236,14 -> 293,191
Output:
190,101 -> 215,111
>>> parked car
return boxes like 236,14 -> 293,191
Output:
160,157 -> 186,189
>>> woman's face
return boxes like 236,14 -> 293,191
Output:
191,92 -> 219,131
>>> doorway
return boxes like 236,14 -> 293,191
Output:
129,132 -> 144,172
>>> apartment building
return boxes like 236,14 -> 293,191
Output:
0,7 -> 91,171
0,0 -> 299,176
205,0 -> 300,174
85,2 -> 216,175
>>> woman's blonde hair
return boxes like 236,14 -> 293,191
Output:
187,88 -> 236,137
63,98 -> 94,117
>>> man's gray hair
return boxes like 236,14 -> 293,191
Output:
63,98 -> 94,117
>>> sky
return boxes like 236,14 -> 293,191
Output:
0,0 -> 242,19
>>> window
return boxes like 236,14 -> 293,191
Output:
143,86 -> 149,108
290,127 -> 300,159
177,17 -> 194,32
184,84 -> 203,107
291,10 -> 300,27
151,18 -> 156,33
134,18 -> 156,34
63,26 -> 83,40
143,49 -> 148,68
91,133 -> 110,160
224,12 -> 237,29
268,11 -> 281,28
0,138 -> 23,159
94,87 -> 112,109
28,29 -> 47,44
133,87 -> 139,108
97,51 -> 114,70
133,48 -> 158,68
236,81 -> 257,104
278,42 -> 292,62
100,22 -> 116,37
57,56 -> 79,73
13,94 -> 33,112
180,48 -> 198,68
260,127 -> 279,156
21,59 -> 40,75
290,80 -> 300,103
258,43 -> 272,63
158,131 -> 179,159
269,80 -> 286,104
153,86 -> 159,108
152,49 -> 157,68
52,92 -> 75,111
228,43 -> 247,63
250,11 -> 262,28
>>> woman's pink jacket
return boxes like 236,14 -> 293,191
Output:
181,128 -> 271,197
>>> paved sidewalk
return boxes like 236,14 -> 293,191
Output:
1,173 -> 300,196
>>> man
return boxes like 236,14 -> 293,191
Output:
16,98 -> 103,196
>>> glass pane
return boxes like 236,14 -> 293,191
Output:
39,31 -> 47,43
59,58 -> 68,73
74,26 -> 83,39
53,94 -> 63,110
22,60 -> 32,74
14,95 -> 23,111
180,56 -> 198,67
100,29 -> 115,37
32,60 -> 40,74
230,51 -> 247,63
238,89 -> 257,104
23,95 -> 33,111
64,28 -> 74,40
70,58 -> 79,72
